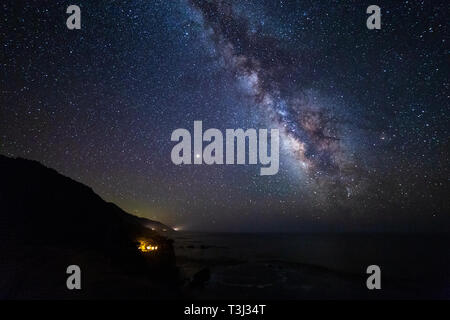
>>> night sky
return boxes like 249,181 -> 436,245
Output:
1,1 -> 448,232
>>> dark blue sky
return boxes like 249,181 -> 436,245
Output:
1,0 -> 448,232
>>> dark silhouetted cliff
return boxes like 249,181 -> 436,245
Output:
0,155 -> 179,299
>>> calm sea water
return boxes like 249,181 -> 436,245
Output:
170,232 -> 450,299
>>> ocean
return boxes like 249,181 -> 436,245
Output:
170,232 -> 450,299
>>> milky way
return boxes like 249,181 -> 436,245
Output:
189,0 -> 360,196
1,0 -> 448,231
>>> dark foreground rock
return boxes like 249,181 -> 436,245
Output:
0,155 -> 180,299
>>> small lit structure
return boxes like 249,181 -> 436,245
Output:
138,240 -> 158,252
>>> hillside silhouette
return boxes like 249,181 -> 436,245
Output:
0,155 -> 179,299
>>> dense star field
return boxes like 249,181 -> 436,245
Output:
1,1 -> 448,231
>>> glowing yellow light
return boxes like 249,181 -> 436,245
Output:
138,240 -> 159,252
